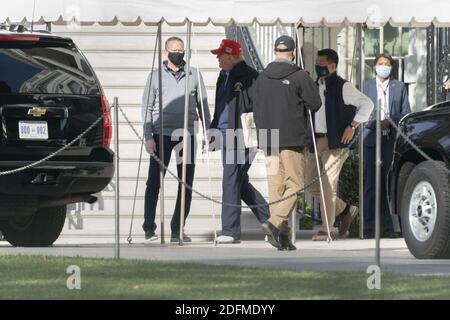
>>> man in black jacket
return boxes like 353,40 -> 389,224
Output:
210,39 -> 270,244
253,35 -> 321,250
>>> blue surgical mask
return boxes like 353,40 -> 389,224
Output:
315,65 -> 330,78
375,65 -> 392,79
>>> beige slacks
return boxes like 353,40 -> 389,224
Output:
305,137 -> 349,232
265,147 -> 305,233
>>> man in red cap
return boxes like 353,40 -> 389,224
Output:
209,39 -> 270,244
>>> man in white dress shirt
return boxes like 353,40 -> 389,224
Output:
306,48 -> 374,241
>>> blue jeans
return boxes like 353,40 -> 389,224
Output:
220,134 -> 269,238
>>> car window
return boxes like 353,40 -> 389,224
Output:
0,43 -> 100,95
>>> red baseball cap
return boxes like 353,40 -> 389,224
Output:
211,39 -> 242,56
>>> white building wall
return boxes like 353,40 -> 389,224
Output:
404,29 -> 428,112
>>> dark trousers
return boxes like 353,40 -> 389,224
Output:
143,134 -> 196,235
221,134 -> 270,238
363,135 -> 395,234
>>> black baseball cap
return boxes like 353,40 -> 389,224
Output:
274,35 -> 296,51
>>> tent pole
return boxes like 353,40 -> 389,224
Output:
158,21 -> 165,245
295,24 -> 332,242
179,20 -> 192,246
434,23 -> 438,104
358,23 -> 365,239
192,27 -> 217,245
290,23 -> 296,243
375,97 -> 382,268
114,96 -> 120,259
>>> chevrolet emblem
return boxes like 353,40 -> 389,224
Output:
28,107 -> 46,117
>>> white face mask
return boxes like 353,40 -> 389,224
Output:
375,65 -> 392,79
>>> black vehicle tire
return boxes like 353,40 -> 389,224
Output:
0,206 -> 67,247
396,161 -> 416,217
401,161 -> 450,259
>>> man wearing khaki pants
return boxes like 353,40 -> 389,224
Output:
253,36 -> 321,250
307,49 -> 373,241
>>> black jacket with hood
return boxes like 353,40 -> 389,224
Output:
252,60 -> 321,150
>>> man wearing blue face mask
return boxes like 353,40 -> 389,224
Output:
306,49 -> 374,241
362,53 -> 411,239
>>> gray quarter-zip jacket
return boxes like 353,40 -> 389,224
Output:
142,61 -> 211,140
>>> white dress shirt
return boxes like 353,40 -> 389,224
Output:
376,77 -> 390,120
314,78 -> 374,133
315,80 -> 328,133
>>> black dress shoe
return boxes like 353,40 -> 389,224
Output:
279,233 -> 296,251
170,233 -> 192,243
261,221 -> 282,249
383,231 -> 402,239
363,231 -> 374,239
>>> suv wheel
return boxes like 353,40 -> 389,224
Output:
0,206 -> 67,247
401,161 -> 450,259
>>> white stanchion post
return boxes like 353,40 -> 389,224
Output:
291,202 -> 297,244
114,96 -> 120,259
179,21 -> 192,246
295,24 -> 332,243
358,23 -> 365,240
157,22 -> 165,245
308,110 -> 332,243
375,99 -> 382,267
359,123 -> 365,239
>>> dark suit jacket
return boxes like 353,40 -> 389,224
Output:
209,61 -> 258,151
210,61 -> 258,131
362,78 -> 411,147
439,89 -> 450,102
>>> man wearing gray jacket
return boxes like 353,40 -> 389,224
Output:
142,37 -> 210,242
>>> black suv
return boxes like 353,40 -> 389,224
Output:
0,27 -> 114,247
389,101 -> 450,259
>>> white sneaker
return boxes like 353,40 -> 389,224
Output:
144,232 -> 158,242
216,235 -> 240,244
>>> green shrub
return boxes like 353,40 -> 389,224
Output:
338,151 -> 361,237
297,198 -> 314,230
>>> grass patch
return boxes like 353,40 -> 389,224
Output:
0,254 -> 449,299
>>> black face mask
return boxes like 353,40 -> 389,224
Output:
315,64 -> 330,78
168,52 -> 185,66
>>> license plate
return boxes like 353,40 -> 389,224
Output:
18,121 -> 49,140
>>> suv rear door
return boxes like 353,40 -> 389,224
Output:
0,34 -> 112,162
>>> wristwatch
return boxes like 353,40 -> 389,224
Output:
349,124 -> 356,131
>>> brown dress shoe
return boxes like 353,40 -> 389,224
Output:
311,230 -> 330,241
338,205 -> 358,236
279,233 -> 297,251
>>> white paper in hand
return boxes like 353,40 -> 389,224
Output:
240,112 -> 258,149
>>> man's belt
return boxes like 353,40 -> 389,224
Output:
315,133 -> 328,138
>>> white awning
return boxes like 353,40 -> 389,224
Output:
2,0 -> 450,27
